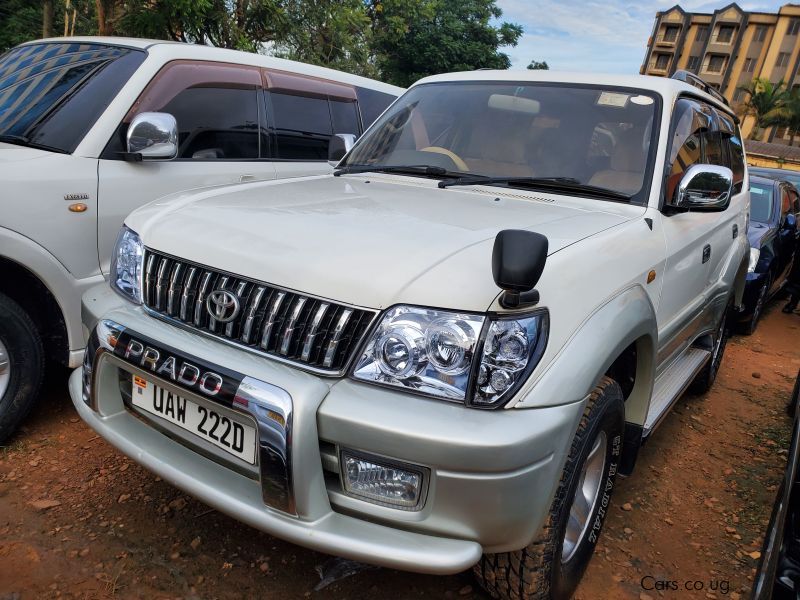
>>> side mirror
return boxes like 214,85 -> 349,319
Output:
492,230 -> 549,309
785,213 -> 797,230
328,133 -> 357,164
126,112 -> 178,160
669,164 -> 733,211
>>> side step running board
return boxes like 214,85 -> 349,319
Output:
643,347 -> 711,435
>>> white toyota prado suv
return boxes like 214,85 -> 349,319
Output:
0,37 -> 401,441
73,69 -> 749,599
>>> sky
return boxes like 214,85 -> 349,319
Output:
496,0 -> 789,74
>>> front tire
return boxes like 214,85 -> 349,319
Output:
474,377 -> 625,600
0,293 -> 44,444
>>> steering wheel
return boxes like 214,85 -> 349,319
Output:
420,146 -> 470,172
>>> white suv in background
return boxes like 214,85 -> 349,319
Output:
0,37 -> 401,441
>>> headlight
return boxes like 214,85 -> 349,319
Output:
110,226 -> 144,303
352,305 -> 547,408
748,247 -> 760,273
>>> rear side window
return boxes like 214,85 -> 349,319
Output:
356,86 -> 398,129
0,42 -> 145,153
268,92 -> 362,160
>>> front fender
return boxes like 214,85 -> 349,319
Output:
511,284 -> 657,427
0,227 -> 103,358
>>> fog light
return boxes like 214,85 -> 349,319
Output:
341,451 -> 426,510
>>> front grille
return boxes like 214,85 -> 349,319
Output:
142,249 -> 377,373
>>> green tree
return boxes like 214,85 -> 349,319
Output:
370,0 -> 523,87
736,77 -> 787,140
527,59 -> 548,70
770,88 -> 800,146
275,0 -> 376,77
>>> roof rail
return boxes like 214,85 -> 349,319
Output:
671,70 -> 729,106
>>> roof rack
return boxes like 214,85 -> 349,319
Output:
671,70 -> 729,106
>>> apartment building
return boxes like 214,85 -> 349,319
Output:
641,3 -> 800,144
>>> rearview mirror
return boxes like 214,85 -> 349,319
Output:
492,230 -> 549,308
127,112 -> 178,160
669,164 -> 733,211
328,133 -> 357,164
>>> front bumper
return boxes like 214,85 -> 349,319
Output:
72,285 -> 585,573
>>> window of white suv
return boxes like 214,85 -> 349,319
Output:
342,82 -> 660,204
0,42 -> 145,153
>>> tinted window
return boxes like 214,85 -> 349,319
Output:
330,99 -> 360,135
270,92 -> 332,160
0,43 -> 144,153
666,99 -> 710,202
717,111 -> 745,193
161,86 -> 259,159
749,182 -> 773,223
356,86 -> 398,129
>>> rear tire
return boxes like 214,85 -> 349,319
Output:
0,293 -> 44,444
473,377 -> 625,600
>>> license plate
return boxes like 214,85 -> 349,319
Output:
131,375 -> 257,464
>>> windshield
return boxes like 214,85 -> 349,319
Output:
749,182 -> 774,223
0,42 -> 145,153
343,81 -> 659,202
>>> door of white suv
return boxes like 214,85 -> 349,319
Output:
96,60 -> 276,274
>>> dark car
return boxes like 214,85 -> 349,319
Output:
737,175 -> 798,333
752,371 -> 800,600
750,166 -> 800,219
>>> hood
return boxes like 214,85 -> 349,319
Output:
128,174 -> 644,311
747,221 -> 773,248
0,142 -> 52,162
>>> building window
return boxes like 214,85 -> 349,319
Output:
654,53 -> 671,71
704,54 -> 727,73
754,25 -> 768,42
789,19 -> 800,36
687,55 -> 700,71
696,25 -> 709,42
662,25 -> 680,42
715,25 -> 735,44
776,126 -> 790,139
777,52 -> 791,68
733,88 -> 746,102
743,57 -> 756,72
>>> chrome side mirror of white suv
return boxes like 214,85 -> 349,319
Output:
126,112 -> 178,160
669,164 -> 733,211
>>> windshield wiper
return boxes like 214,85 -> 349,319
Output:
437,175 -> 631,201
334,164 -> 452,177
0,134 -> 68,154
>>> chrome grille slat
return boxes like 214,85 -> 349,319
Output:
143,250 -> 375,373
241,286 -> 266,344
260,291 -> 286,351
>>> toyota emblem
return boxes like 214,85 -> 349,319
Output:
206,290 -> 241,323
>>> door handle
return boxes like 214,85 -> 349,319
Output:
702,244 -> 711,264
732,224 -> 738,239
240,174 -> 256,182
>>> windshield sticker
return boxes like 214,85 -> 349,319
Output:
630,95 -> 654,106
597,92 -> 629,108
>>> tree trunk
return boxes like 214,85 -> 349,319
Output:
42,0 -> 53,38
96,0 -> 109,36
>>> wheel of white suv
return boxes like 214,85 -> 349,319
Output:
690,305 -> 730,395
474,376 -> 624,600
0,292 -> 44,444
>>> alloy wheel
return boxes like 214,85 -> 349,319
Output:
561,431 -> 607,563
0,338 -> 10,400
